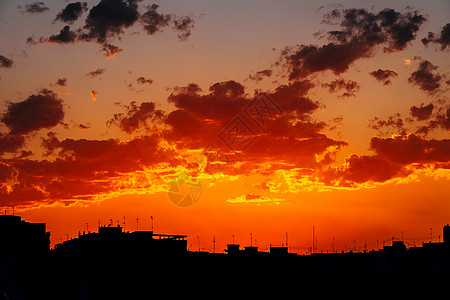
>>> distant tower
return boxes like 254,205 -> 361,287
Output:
312,226 -> 315,253
444,224 -> 450,245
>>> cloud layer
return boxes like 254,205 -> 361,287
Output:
32,0 -> 195,57
1,4 -> 449,209
280,8 -> 425,80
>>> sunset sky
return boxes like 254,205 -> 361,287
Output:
0,0 -> 449,252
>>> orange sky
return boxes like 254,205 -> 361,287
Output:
0,0 -> 449,251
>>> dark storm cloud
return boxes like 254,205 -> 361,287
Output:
369,101 -> 449,137
280,42 -> 368,79
87,68 -> 105,78
107,101 -> 165,134
410,103 -> 434,121
36,0 -> 195,57
38,0 -> 140,46
79,0 -> 141,43
322,133 -> 450,187
247,69 -> 273,82
0,55 -> 14,68
140,4 -> 195,40
0,134 -> 25,156
369,113 -> 406,136
322,78 -> 359,97
172,15 -> 195,41
101,43 -> 122,58
18,2 -> 50,14
54,78 -> 67,87
322,154 -> 409,186
369,69 -> 398,85
281,8 -> 425,80
422,23 -> 450,51
267,80 -> 318,116
370,134 -> 450,165
47,26 -> 78,44
54,2 -> 88,24
140,4 -> 171,35
415,105 -> 450,135
408,60 -> 443,94
136,76 -> 153,85
1,89 -> 64,135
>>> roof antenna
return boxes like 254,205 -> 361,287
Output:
151,216 -> 153,231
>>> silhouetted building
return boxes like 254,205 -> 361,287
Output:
51,225 -> 187,299
244,246 -> 258,255
2,215 -> 450,298
0,215 -> 50,256
225,243 -> 240,255
444,224 -> 450,245
0,215 -> 50,300
269,246 -> 288,255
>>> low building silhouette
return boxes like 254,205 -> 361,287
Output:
1,216 -> 450,298
50,225 -> 187,299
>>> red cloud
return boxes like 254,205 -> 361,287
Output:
0,134 -> 182,207
370,134 -> 450,165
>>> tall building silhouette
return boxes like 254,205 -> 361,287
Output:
0,215 -> 50,300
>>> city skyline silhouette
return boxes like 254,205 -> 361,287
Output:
0,0 -> 449,298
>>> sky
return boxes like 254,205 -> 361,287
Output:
0,0 -> 449,252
